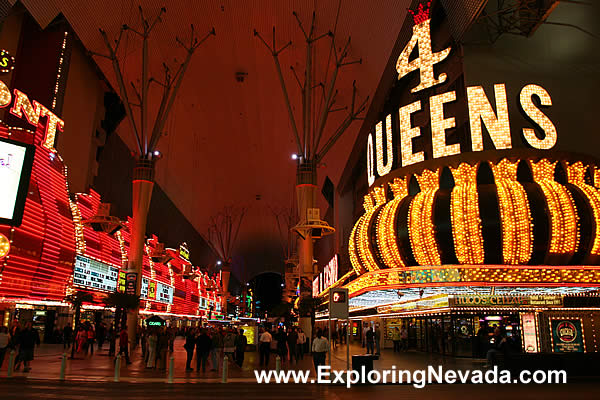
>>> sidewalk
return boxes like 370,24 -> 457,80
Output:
0,338 -> 486,382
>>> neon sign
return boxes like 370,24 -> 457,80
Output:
0,80 -> 64,151
367,2 -> 557,186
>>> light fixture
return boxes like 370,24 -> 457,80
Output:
291,154 -> 298,160
216,260 -> 222,265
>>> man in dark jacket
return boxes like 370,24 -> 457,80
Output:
196,329 -> 212,372
366,328 -> 375,354
286,328 -> 298,364
184,328 -> 197,371
234,329 -> 247,368
16,322 -> 40,372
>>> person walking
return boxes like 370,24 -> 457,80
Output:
108,324 -> 116,356
296,328 -> 306,361
400,326 -> 409,351
234,329 -> 247,368
258,328 -> 272,367
63,324 -> 73,350
311,330 -> 328,372
366,327 -> 375,354
195,329 -> 212,373
287,327 -> 298,364
184,328 -> 196,371
0,326 -> 9,369
210,329 -> 222,371
15,322 -> 40,372
75,326 -> 87,354
146,329 -> 158,368
96,322 -> 106,350
86,325 -> 96,355
374,325 -> 381,355
156,328 -> 169,370
276,328 -> 288,362
392,327 -> 401,353
118,326 -> 131,364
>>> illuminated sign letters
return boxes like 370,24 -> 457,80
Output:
0,80 -> 64,150
367,12 -> 558,186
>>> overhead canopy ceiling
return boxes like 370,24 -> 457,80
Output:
16,0 -> 409,280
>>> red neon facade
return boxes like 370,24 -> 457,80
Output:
0,122 -> 75,302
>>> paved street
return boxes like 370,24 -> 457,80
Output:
1,380 -> 599,400
0,338 -> 488,382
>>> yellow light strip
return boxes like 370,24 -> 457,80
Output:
409,169 -> 442,265
530,159 -> 579,257
450,163 -> 484,264
356,188 -> 387,271
567,162 -> 600,255
376,178 -> 408,268
491,159 -> 533,264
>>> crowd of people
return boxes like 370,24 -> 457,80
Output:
181,327 -> 247,372
257,326 -> 308,368
0,321 -> 40,372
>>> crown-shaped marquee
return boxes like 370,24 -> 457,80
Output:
408,1 -> 432,25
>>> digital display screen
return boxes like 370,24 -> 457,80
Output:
73,255 -> 119,292
0,137 -> 34,226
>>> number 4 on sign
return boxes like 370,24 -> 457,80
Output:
396,18 -> 451,93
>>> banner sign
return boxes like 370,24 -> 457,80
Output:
551,319 -> 585,353
73,255 -> 119,292
521,313 -> 539,353
451,295 -> 562,307
141,277 -> 174,304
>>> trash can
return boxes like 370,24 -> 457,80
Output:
352,354 -> 379,373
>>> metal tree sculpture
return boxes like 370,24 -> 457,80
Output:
202,206 -> 247,295
91,6 -> 215,345
254,10 -> 368,326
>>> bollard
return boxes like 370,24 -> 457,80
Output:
7,350 -> 15,378
60,353 -> 67,380
114,354 -> 121,382
168,355 -> 174,384
221,355 -> 228,383
275,355 -> 281,373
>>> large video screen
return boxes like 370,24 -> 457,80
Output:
0,137 -> 35,226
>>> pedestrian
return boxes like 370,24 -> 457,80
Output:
311,329 -> 328,372
296,328 -> 306,361
86,325 -> 96,355
168,326 -> 175,353
374,325 -> 381,355
210,328 -> 222,371
156,328 -> 169,370
118,326 -> 131,364
392,327 -> 401,353
287,327 -> 298,363
15,322 -> 40,372
258,327 -> 272,367
341,325 -> 347,344
234,329 -> 247,368
141,327 -> 148,361
146,329 -> 157,368
76,326 -> 87,354
108,324 -> 116,356
331,329 -> 338,349
276,328 -> 288,362
362,325 -> 369,348
366,327 -> 375,354
400,326 -> 409,351
195,329 -> 212,373
63,324 -> 73,350
0,326 -> 9,369
97,322 -> 106,350
184,328 -> 196,371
